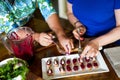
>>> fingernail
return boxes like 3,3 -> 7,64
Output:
85,56 -> 88,59
66,52 -> 70,55
52,35 -> 55,39
66,45 -> 70,53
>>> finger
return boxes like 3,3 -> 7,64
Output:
93,51 -> 99,57
40,41 -> 51,46
48,33 -> 53,38
66,44 -> 71,54
70,39 -> 74,49
74,28 -> 84,40
80,37 -> 84,41
79,27 -> 85,35
73,30 -> 79,40
62,44 -> 70,55
43,34 -> 53,42
81,45 -> 91,58
90,52 -> 95,57
80,26 -> 86,34
62,46 -> 67,54
87,50 -> 98,58
75,35 -> 79,40
43,37 -> 53,43
63,39 -> 74,54
45,35 -> 52,40
85,50 -> 95,58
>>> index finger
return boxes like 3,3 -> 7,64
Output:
64,44 -> 70,55
81,45 -> 91,58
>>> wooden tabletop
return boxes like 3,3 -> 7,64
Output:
0,38 -> 120,80
28,41 -> 120,80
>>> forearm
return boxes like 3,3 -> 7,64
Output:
93,26 -> 120,47
46,14 -> 66,39
67,2 -> 83,28
67,13 -> 83,28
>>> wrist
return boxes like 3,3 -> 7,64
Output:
57,33 -> 66,40
56,32 -> 67,41
55,30 -> 66,38
32,33 -> 40,42
92,39 -> 103,50
73,21 -> 83,28
92,39 -> 100,47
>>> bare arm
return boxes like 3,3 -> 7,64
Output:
46,13 -> 74,53
67,2 -> 86,40
36,0 -> 74,52
81,9 -> 120,58
67,2 -> 83,28
46,13 -> 66,40
93,9 -> 120,47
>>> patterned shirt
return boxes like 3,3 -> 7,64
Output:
0,0 -> 56,33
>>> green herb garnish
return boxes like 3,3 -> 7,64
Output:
0,58 -> 29,80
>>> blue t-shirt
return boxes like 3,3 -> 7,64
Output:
68,0 -> 120,37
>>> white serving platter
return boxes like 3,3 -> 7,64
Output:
41,52 -> 109,80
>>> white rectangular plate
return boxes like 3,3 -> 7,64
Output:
41,52 -> 109,80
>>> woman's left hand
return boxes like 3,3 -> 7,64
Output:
80,40 -> 100,58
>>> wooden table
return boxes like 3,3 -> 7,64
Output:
0,38 -> 120,80
28,42 -> 120,80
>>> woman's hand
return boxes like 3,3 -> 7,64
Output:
33,32 -> 53,46
80,40 -> 100,58
73,25 -> 86,40
58,35 -> 74,54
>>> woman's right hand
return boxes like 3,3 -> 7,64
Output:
73,25 -> 86,40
